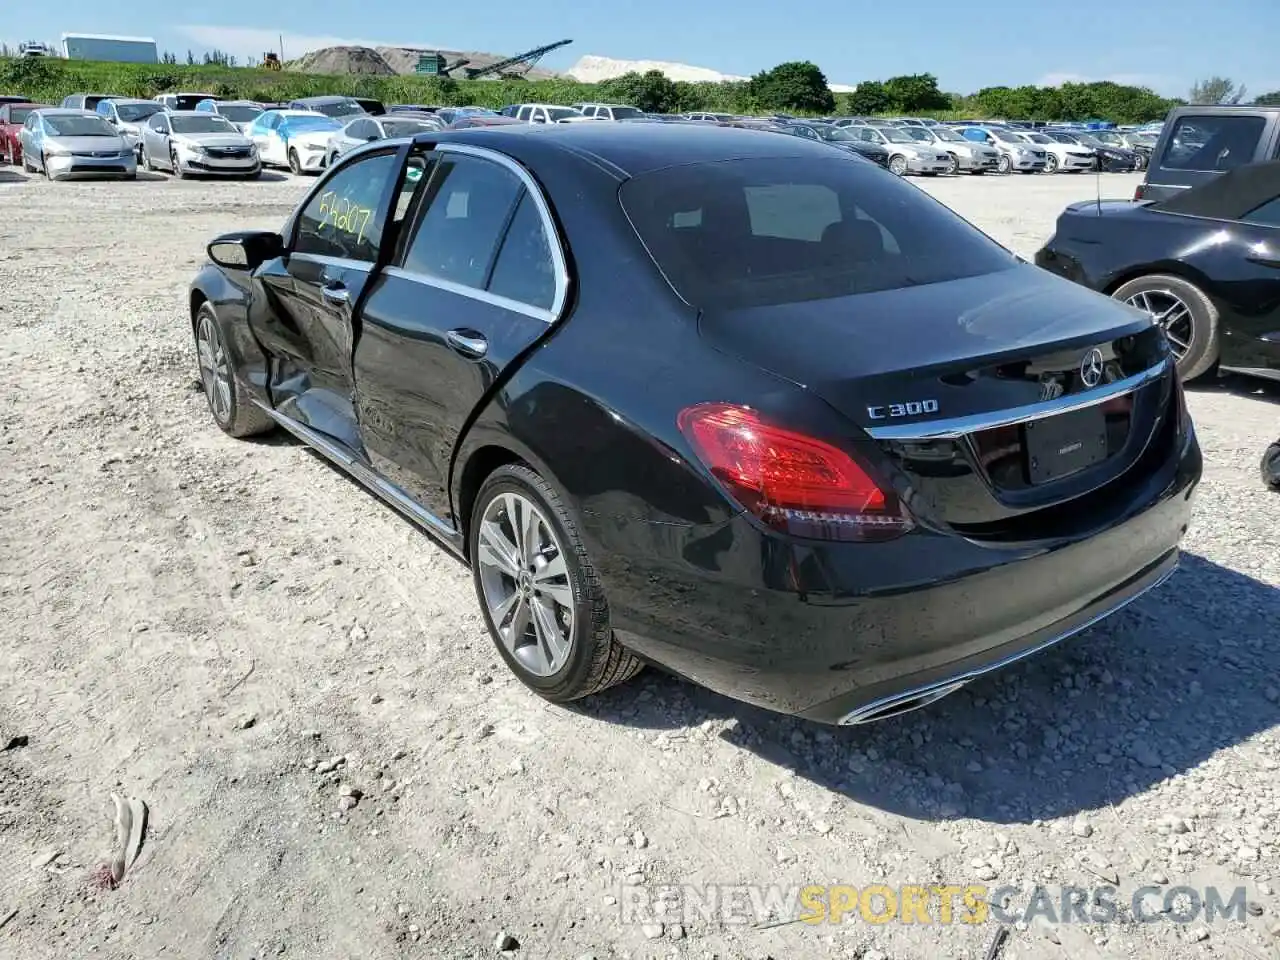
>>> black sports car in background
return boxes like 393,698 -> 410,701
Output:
1036,160 -> 1280,382
188,124 -> 1199,726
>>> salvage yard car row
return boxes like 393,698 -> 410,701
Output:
0,89 -> 1152,182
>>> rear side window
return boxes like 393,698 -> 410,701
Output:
400,154 -> 522,289
1160,115 -> 1266,172
620,155 -> 1018,310
487,193 -> 557,309
1243,196 -> 1280,227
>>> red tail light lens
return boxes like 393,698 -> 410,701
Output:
1134,183 -> 1145,201
677,402 -> 911,541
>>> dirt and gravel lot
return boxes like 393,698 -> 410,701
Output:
1,165 -> 1278,960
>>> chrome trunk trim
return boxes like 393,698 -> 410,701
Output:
865,356 -> 1170,441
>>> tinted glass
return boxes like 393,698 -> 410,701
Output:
44,115 -> 116,136
611,106 -> 644,119
401,154 -> 522,289
1161,115 -> 1265,171
295,152 -> 398,261
219,105 -> 262,122
9,107 -> 35,124
620,155 -> 1019,310
116,102 -> 162,122
487,192 -> 557,310
171,116 -> 237,134
174,96 -> 210,110
318,100 -> 365,118
284,115 -> 340,133
547,108 -> 581,121
1243,196 -> 1280,226
381,119 -> 435,137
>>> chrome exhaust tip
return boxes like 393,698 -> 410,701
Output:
837,679 -> 968,726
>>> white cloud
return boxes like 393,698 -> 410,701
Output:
174,24 -> 441,59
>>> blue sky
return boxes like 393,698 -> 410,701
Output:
6,0 -> 1278,98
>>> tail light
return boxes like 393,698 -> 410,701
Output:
677,402 -> 911,542
1134,183 -> 1145,201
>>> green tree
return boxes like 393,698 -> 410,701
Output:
1189,76 -> 1246,105
882,73 -> 951,112
845,80 -> 890,115
747,61 -> 835,114
1258,90 -> 1280,106
598,70 -> 681,113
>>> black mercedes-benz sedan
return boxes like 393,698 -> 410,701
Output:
1036,160 -> 1280,383
188,123 -> 1201,725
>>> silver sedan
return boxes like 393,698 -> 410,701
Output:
324,115 -> 442,167
18,109 -> 136,180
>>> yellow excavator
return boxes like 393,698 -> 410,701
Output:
262,52 -> 282,71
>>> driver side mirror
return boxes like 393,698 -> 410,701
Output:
366,133 -> 379,141
207,230 -> 284,271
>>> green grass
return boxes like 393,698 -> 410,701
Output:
0,56 -> 744,112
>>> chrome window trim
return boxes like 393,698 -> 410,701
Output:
392,141 -> 569,322
864,356 -> 1170,441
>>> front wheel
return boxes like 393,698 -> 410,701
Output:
194,302 -> 275,437
288,148 -> 302,175
1044,153 -> 1059,174
996,154 -> 1012,174
470,464 -> 643,703
887,154 -> 908,176
1111,274 -> 1220,381
944,153 -> 959,175
171,148 -> 185,179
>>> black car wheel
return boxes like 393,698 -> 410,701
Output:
1262,442 -> 1280,490
1112,274 -> 1220,381
288,148 -> 302,175
171,147 -> 185,179
194,302 -> 275,437
1259,442 -> 1280,488
1134,152 -> 1148,171
469,463 -> 643,703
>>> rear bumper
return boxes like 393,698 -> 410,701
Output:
599,423 -> 1200,724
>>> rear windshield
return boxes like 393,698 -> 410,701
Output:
1160,115 -> 1266,172
620,155 -> 1019,310
173,95 -> 213,111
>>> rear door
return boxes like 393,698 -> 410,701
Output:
252,147 -> 405,450
1143,110 -> 1277,200
353,144 -> 570,521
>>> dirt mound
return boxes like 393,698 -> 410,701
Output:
288,46 -> 396,76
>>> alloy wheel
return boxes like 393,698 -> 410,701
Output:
997,155 -> 1011,174
945,153 -> 959,175
475,491 -> 575,678
1045,154 -> 1058,173
196,312 -> 232,424
1124,289 -> 1193,360
888,155 -> 908,176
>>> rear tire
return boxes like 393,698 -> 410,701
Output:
194,302 -> 275,438
1262,442 -> 1280,491
469,463 -> 643,704
1111,274 -> 1220,381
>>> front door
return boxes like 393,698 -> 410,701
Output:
353,145 -> 570,521
252,148 -> 404,451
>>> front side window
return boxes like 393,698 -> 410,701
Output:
1242,196 -> 1280,227
295,151 -> 399,262
1162,115 -> 1265,172
620,155 -> 1019,310
400,154 -> 523,289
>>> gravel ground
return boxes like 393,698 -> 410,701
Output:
1,165 -> 1278,960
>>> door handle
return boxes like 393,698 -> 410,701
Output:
321,283 -> 349,304
445,329 -> 488,359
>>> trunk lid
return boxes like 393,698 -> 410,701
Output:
698,265 -> 1176,531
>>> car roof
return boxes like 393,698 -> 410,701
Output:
37,108 -> 100,116
268,109 -> 329,118
165,110 -> 219,118
211,99 -> 260,106
294,95 -> 356,103
418,123 -> 864,178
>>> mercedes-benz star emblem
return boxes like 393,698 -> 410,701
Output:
1080,348 -> 1105,388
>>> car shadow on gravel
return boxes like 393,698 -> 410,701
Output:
574,552 -> 1280,825
1188,374 -> 1280,406
0,170 -> 29,184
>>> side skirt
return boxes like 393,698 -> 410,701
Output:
252,400 -> 466,558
